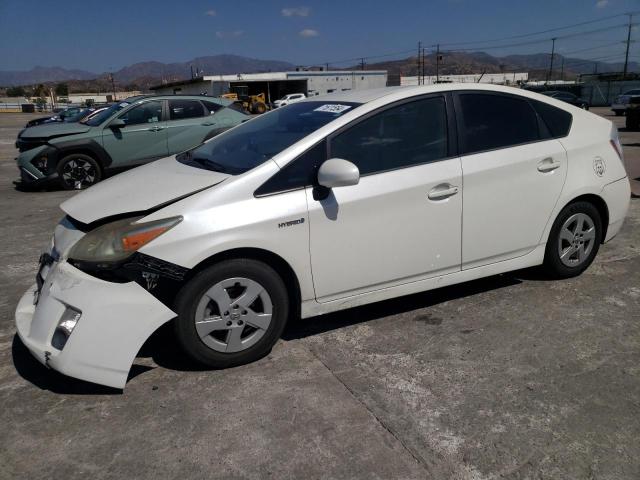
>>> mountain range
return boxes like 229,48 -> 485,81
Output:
1,52 -> 637,88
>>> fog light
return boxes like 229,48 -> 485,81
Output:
32,155 -> 48,174
51,307 -> 81,351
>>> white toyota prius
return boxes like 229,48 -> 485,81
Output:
15,84 -> 631,389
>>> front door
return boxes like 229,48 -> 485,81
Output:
102,100 -> 167,167
165,99 -> 213,154
306,95 -> 463,301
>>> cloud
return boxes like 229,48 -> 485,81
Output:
282,6 -> 310,17
299,28 -> 319,38
216,30 -> 244,38
204,9 -> 216,16
596,0 -> 609,8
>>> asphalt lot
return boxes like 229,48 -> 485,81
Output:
0,108 -> 638,480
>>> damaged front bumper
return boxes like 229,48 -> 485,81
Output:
15,259 -> 176,389
14,145 -> 60,189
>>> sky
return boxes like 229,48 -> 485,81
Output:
1,0 -> 640,73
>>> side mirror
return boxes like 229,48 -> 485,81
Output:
317,158 -> 360,189
109,118 -> 125,129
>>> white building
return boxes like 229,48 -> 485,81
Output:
150,71 -> 388,103
401,72 -> 528,86
61,91 -> 142,104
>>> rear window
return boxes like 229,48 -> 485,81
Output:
530,100 -> 572,138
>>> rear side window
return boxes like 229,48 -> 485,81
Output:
458,93 -> 539,154
530,100 -> 572,138
330,96 -> 448,175
169,99 -> 205,120
202,100 -> 223,115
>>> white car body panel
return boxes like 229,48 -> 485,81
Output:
16,83 -> 632,388
461,139 -> 568,268
60,156 -> 229,224
307,157 -> 462,301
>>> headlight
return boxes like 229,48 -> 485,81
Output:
68,216 -> 182,263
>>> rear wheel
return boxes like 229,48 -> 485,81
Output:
174,259 -> 289,368
57,153 -> 101,190
543,201 -> 602,278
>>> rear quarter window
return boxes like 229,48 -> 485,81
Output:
530,100 -> 573,138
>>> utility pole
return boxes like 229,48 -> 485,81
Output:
623,13 -> 633,77
547,38 -> 556,84
417,41 -> 422,85
190,65 -> 194,79
421,46 -> 426,85
109,73 -> 116,101
325,63 -> 329,71
560,56 -> 564,81
436,44 -> 440,83
360,58 -> 365,71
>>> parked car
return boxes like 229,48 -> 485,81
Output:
272,93 -> 306,108
14,95 -> 248,190
15,84 -> 630,389
542,91 -> 589,110
25,107 -> 90,128
611,89 -> 640,116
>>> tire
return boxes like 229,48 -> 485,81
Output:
614,110 -> 624,116
57,153 -> 101,190
626,116 -> 640,131
543,201 -> 602,278
174,259 -> 289,368
252,102 -> 267,114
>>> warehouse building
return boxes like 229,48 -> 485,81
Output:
150,70 -> 388,103
401,72 -> 528,86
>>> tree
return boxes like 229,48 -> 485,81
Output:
32,83 -> 46,97
55,83 -> 68,96
6,86 -> 26,97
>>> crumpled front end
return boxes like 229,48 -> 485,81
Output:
15,220 -> 177,389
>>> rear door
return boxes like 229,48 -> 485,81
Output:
101,100 -> 167,167
165,99 -> 211,154
455,91 -> 568,269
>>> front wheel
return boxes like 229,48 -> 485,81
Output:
57,153 -> 101,190
543,201 -> 602,278
174,259 -> 289,368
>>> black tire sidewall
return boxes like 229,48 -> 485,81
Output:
57,153 -> 102,190
544,201 -> 602,278
174,259 -> 289,368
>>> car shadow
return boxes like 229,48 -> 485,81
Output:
11,268 -> 543,391
147,270 -> 532,371
11,335 -> 152,395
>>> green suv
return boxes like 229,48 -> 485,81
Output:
15,95 -> 248,190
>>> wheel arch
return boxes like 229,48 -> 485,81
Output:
556,193 -> 610,242
186,247 -> 302,319
52,138 -> 113,172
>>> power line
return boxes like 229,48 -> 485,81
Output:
438,11 -> 640,47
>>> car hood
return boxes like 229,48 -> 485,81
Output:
60,156 -> 229,224
19,121 -> 91,139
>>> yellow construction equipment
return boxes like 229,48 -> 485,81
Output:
221,86 -> 269,114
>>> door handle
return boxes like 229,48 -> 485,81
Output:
428,183 -> 459,200
537,157 -> 561,173
202,122 -> 216,126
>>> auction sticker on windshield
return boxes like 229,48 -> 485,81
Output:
314,104 -> 352,114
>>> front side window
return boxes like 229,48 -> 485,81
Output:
178,101 -> 360,175
459,93 -> 539,154
169,99 -> 205,120
330,96 -> 448,175
82,101 -> 130,126
118,101 -> 163,126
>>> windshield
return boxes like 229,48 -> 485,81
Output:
65,109 -> 92,122
82,102 -> 130,126
178,101 -> 360,174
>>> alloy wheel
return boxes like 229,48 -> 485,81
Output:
194,277 -> 273,353
557,213 -> 596,267
61,158 -> 97,189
